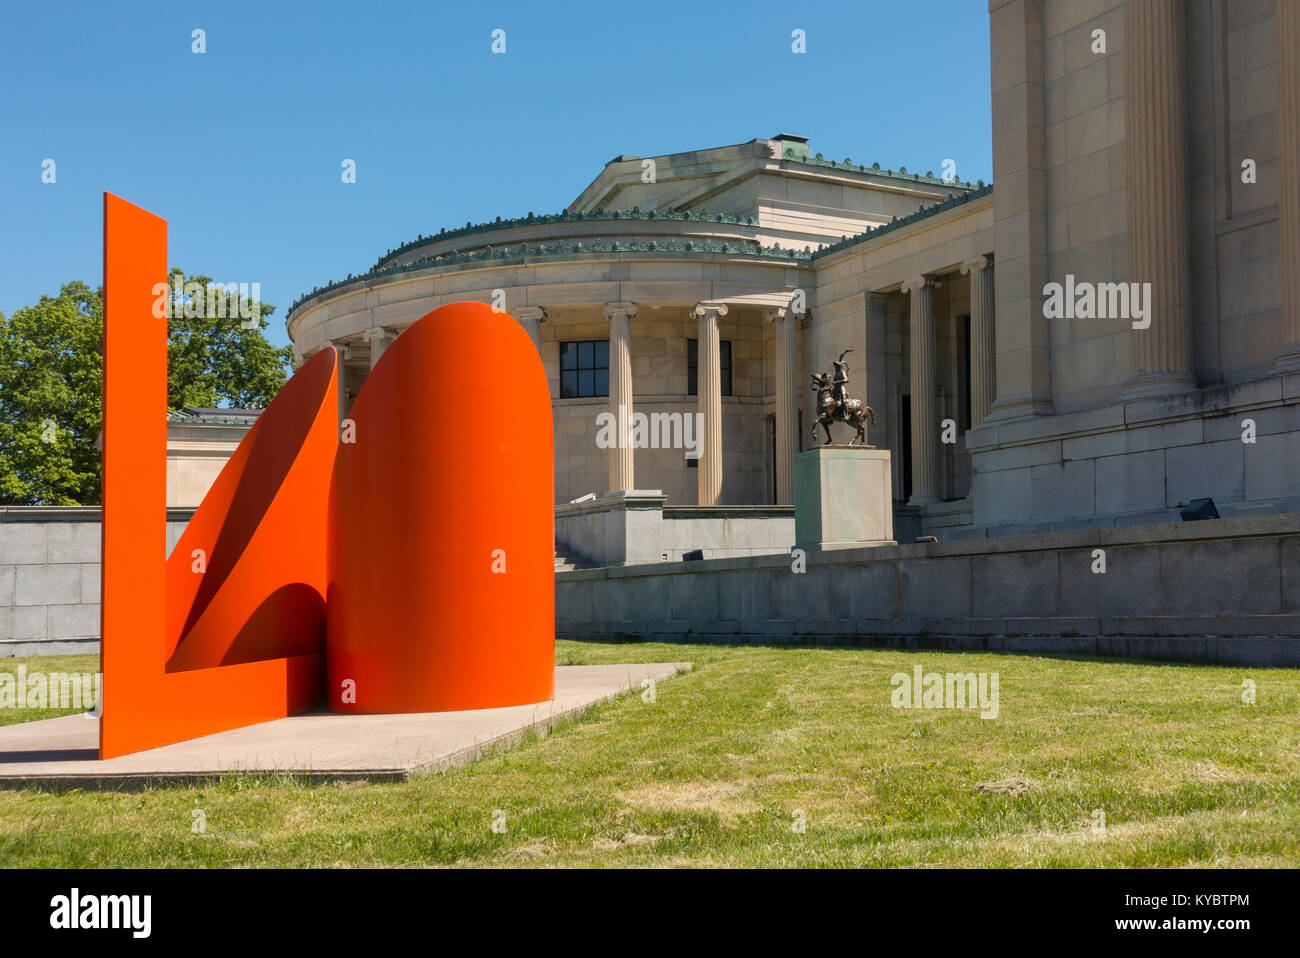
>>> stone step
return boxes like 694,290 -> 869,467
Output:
554,545 -> 594,573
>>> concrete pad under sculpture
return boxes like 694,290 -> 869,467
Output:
0,664 -> 690,789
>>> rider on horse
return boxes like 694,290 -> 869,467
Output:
832,347 -> 853,421
810,346 -> 875,446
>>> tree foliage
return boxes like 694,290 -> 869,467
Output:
0,270 -> 292,504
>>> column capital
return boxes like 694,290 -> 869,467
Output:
960,255 -> 991,275
901,275 -> 940,295
765,307 -> 788,322
511,306 -> 547,323
362,326 -> 396,343
692,301 -> 729,318
328,339 -> 353,361
602,302 -> 637,320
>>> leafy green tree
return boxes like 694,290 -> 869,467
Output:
0,282 -> 103,505
164,268 -> 292,409
0,270 -> 292,504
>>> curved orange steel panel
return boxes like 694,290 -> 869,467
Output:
326,302 -> 555,713
165,348 -> 337,672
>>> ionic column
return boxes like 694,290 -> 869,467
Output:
961,256 -> 996,426
766,306 -> 798,503
511,306 -> 546,353
693,301 -> 728,506
603,302 -> 637,493
902,276 -> 940,505
362,326 -> 397,371
1275,0 -> 1300,372
1123,0 -> 1195,398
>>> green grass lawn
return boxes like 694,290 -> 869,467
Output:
0,641 -> 1297,867
0,655 -> 100,726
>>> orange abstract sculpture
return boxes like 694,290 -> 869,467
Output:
327,302 -> 555,713
100,194 -> 555,759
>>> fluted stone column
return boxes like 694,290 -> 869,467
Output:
362,326 -> 397,371
1123,0 -> 1195,398
694,301 -> 728,506
902,276 -> 940,506
986,0 -> 1052,422
603,302 -> 636,493
511,306 -> 546,353
1275,1 -> 1300,373
766,306 -> 798,504
961,256 -> 996,426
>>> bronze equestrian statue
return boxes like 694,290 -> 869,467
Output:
810,347 -> 877,446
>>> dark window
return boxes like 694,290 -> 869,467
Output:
559,340 -> 609,398
687,339 -> 733,396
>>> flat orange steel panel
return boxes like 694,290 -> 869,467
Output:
100,194 -> 330,759
100,193 -> 168,759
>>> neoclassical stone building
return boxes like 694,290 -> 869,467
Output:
286,0 -> 1300,541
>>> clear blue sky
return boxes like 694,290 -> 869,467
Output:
0,0 -> 992,347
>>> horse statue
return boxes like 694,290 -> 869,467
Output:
810,347 -> 877,446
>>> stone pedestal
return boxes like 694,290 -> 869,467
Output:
794,446 -> 895,551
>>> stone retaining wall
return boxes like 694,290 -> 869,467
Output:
0,508 -> 192,656
554,490 -> 794,565
556,513 -> 1300,666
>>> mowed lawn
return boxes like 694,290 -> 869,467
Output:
0,641 -> 1298,867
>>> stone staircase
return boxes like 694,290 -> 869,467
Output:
554,542 -> 598,572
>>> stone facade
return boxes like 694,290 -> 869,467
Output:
166,408 -> 260,508
271,0 -> 1298,540
958,0 -> 1298,537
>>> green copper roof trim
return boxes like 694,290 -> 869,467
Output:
167,410 -> 263,425
812,182 -> 994,260
371,207 -> 763,272
784,149 -> 983,190
288,238 -> 815,316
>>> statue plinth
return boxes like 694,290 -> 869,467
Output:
794,446 -> 895,551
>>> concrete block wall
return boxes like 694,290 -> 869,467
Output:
557,512 -> 1300,666
0,508 -> 191,656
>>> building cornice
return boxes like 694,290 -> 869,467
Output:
287,239 -> 817,327
778,148 -> 982,192
370,207 -> 764,273
811,182 -> 994,262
